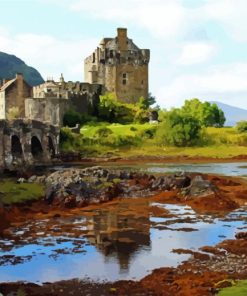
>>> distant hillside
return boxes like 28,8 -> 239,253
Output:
210,101 -> 247,126
0,51 -> 44,86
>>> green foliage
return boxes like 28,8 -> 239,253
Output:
156,109 -> 202,147
60,127 -> 84,151
218,280 -> 247,296
63,110 -> 97,127
97,92 -> 150,124
204,127 -> 247,146
137,93 -> 156,110
236,121 -> 247,133
181,98 -> 225,127
94,127 -> 113,138
0,179 -> 44,205
63,110 -> 82,127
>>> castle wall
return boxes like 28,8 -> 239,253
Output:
27,80 -> 103,126
0,91 -> 5,119
5,74 -> 32,118
84,28 -> 150,103
25,97 -> 70,127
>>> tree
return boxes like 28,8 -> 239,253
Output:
156,109 -> 201,147
137,93 -> 156,110
181,99 -> 225,127
98,92 -> 118,122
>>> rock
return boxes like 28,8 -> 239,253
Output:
28,175 -> 37,183
174,175 -> 191,188
185,175 -> 217,199
151,177 -> 164,190
64,196 -> 76,208
119,171 -> 131,180
107,173 -> 118,182
235,232 -> 247,239
45,184 -> 60,204
17,177 -> 26,184
0,208 -> 10,235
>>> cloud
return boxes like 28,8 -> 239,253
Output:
202,0 -> 247,42
176,42 -> 217,65
157,63 -> 247,109
69,0 -> 188,39
0,26 -> 98,81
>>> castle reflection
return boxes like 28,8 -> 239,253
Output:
85,199 -> 151,271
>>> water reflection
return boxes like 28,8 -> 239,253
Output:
0,197 -> 247,283
86,201 -> 151,271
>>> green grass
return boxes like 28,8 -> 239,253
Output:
218,280 -> 247,296
117,145 -> 247,158
61,123 -> 247,159
80,122 -> 155,138
0,179 -> 44,205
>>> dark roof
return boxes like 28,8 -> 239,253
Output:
106,38 -> 140,51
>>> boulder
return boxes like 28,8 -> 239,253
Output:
185,175 -> 217,199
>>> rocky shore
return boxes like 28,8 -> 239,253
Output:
1,166 -> 247,295
19,166 -> 242,213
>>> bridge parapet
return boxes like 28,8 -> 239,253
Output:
0,119 -> 60,171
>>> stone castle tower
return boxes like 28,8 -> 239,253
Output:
84,28 -> 150,103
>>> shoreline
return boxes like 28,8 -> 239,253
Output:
1,170 -> 247,295
59,154 -> 247,165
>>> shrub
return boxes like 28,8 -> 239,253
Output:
63,110 -> 82,127
156,109 -> 202,147
236,121 -> 247,133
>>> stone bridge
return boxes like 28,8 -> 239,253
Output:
0,119 -> 60,170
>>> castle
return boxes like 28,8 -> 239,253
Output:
84,28 -> 150,103
0,28 -> 150,126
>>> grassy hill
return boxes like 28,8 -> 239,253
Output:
0,51 -> 44,86
60,122 -> 247,158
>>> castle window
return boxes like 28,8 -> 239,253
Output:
141,80 -> 144,85
93,53 -> 95,63
122,73 -> 127,85
110,50 -> 114,58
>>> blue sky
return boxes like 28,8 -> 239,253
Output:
1,0 -> 247,109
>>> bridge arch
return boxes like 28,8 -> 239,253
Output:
11,135 -> 23,158
0,119 -> 60,170
31,136 -> 43,159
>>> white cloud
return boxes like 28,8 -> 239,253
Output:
176,42 -> 217,65
0,27 -> 98,81
157,63 -> 247,109
70,0 -> 187,39
202,0 -> 247,42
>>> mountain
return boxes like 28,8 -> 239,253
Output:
210,101 -> 247,126
0,51 -> 44,86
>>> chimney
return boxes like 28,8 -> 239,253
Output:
16,73 -> 23,81
117,28 -> 128,51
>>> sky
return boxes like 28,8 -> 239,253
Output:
1,0 -> 247,109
